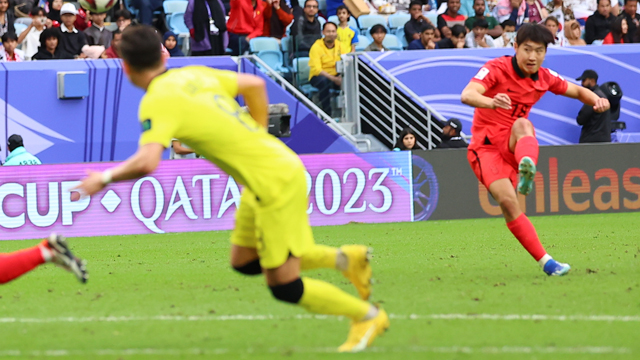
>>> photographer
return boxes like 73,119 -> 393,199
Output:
18,7 -> 52,60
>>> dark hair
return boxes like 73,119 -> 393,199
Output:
323,21 -> 337,31
114,8 -> 132,20
1,32 -> 17,43
394,128 -> 417,150
304,0 -> 318,7
501,19 -> 516,28
515,23 -> 555,48
8,134 -> 23,152
473,18 -> 489,29
112,28 -> 121,39
544,16 -> 559,26
39,27 -> 60,44
420,23 -> 435,33
451,24 -> 466,37
409,0 -> 422,9
369,24 -> 387,35
336,4 -> 349,14
30,6 -> 45,16
610,17 -> 628,43
625,0 -> 638,4
119,25 -> 163,71
597,0 -> 610,5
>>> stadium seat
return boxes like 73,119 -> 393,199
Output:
425,13 -> 438,27
14,23 -> 27,36
382,35 -> 403,51
249,37 -> 280,53
281,37 -> 291,66
318,16 -> 326,28
387,13 -> 410,30
357,14 -> 387,35
169,12 -> 189,35
355,36 -> 371,51
255,50 -> 290,74
328,15 -> 358,29
163,1 -> 188,23
292,57 -> 318,97
395,28 -> 408,49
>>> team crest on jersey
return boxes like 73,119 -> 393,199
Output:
142,119 -> 152,131
474,67 -> 489,80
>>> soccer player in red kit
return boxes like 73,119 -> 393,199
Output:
461,23 -> 610,276
0,234 -> 87,284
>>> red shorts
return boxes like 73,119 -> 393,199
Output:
467,132 -> 518,189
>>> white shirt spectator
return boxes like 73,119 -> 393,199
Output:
23,27 -> 44,60
0,47 -> 25,62
465,31 -> 496,47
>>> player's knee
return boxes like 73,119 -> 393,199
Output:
269,278 -> 304,304
513,118 -> 534,134
498,197 -> 520,217
232,259 -> 262,276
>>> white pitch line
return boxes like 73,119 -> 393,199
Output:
0,346 -> 631,357
0,313 -> 639,324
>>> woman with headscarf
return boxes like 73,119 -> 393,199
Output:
163,31 -> 185,56
185,0 -> 228,56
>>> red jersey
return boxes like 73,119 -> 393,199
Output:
469,56 -> 568,148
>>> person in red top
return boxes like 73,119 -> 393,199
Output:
263,0 -> 294,39
228,0 -> 265,54
437,0 -> 467,38
602,17 -> 629,44
461,23 -> 610,276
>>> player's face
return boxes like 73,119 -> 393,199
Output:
473,0 -> 485,16
410,4 -> 422,19
447,0 -> 461,13
403,134 -> 416,149
625,0 -> 637,16
514,40 -> 546,76
597,0 -> 611,17
337,9 -> 349,23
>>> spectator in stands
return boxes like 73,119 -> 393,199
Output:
0,32 -> 23,61
525,0 -> 547,24
392,128 -> 417,151
228,0 -> 264,55
576,70 -> 611,143
405,1 -> 438,44
102,30 -> 121,58
32,27 -> 73,59
17,7 -> 48,61
544,16 -> 565,46
186,0 -> 228,56
262,0 -> 293,39
336,5 -> 357,52
408,24 -> 436,49
365,24 -> 389,51
438,0 -> 467,38
47,0 -> 62,24
436,118 -> 468,148
465,0 -> 502,37
0,0 -> 15,38
546,0 -> 574,24
308,22 -> 343,115
4,135 -> 41,166
436,24 -> 467,47
163,31 -> 184,56
290,0 -> 322,57
130,0 -> 163,26
84,11 -> 111,48
493,19 -> 516,46
620,0 -> 639,40
465,18 -> 495,47
114,9 -> 133,31
603,16 -> 629,42
493,0 -> 527,29
55,3 -> 87,58
585,0 -> 616,44
564,19 -> 587,45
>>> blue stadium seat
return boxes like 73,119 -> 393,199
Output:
382,35 -> 403,51
255,50 -> 290,74
425,13 -> 438,27
355,36 -> 371,51
318,16 -> 326,28
163,1 -> 188,24
169,12 -> 189,35
387,13 -> 410,30
328,15 -> 358,29
14,23 -> 28,36
357,14 -> 387,35
249,37 -> 280,53
395,28 -> 408,49
292,57 -> 318,97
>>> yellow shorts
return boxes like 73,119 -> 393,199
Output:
230,169 -> 314,269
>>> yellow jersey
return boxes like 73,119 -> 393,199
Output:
308,38 -> 348,80
336,25 -> 358,53
138,66 -> 303,204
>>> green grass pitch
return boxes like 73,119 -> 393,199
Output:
0,212 -> 638,359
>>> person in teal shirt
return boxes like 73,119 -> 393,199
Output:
4,134 -> 42,166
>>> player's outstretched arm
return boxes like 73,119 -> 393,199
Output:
236,73 -> 269,129
562,82 -> 610,113
72,143 -> 165,197
461,82 -> 511,110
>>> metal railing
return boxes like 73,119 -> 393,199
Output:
238,55 -> 371,152
343,52 -> 449,150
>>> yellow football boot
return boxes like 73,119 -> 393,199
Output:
337,308 -> 389,353
340,245 -> 372,300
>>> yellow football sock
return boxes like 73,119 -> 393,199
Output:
299,277 -> 369,321
300,244 -> 338,270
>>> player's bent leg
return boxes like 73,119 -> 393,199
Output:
300,244 -> 372,300
231,245 -> 261,275
489,180 -> 570,276
509,118 -> 539,195
265,256 -> 388,353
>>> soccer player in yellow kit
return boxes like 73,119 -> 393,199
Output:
73,25 -> 389,352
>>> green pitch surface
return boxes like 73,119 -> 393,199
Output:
0,213 -> 638,360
